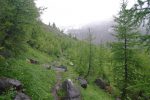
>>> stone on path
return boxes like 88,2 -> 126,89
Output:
77,77 -> 87,89
0,77 -> 31,100
95,78 -> 108,90
62,79 -> 81,100
0,77 -> 22,93
14,92 -> 31,100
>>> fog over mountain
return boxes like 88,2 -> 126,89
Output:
67,20 -> 115,44
67,19 -> 148,44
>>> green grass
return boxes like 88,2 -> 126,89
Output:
59,58 -> 115,100
0,47 -> 56,100
0,89 -> 15,100
0,46 -> 116,100
81,84 -> 114,100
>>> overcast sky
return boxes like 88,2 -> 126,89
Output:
35,0 -> 135,29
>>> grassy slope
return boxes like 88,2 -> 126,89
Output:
59,59 -> 115,100
81,85 -> 114,100
0,43 -> 115,100
0,47 -> 56,100
0,47 -> 115,100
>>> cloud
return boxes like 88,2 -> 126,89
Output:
35,0 -> 135,29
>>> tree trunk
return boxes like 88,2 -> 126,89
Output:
121,32 -> 128,100
85,29 -> 92,78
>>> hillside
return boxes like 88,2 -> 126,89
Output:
0,0 -> 150,100
0,20 -> 115,99
0,4 -> 115,98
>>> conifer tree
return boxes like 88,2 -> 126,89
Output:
112,1 -> 140,99
85,29 -> 93,79
0,0 -> 39,54
129,0 -> 150,54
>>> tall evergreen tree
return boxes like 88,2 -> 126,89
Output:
112,1 -> 140,99
127,0 -> 150,98
0,0 -> 39,54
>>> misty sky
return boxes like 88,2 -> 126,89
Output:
35,0 -> 135,29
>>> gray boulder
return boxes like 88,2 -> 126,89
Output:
77,77 -> 87,89
95,78 -> 109,90
0,78 -> 10,93
0,77 -> 31,100
14,92 -> 31,100
8,79 -> 22,88
0,77 -> 22,93
62,79 -> 81,100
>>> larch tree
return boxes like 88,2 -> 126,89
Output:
112,1 -> 141,99
85,29 -> 93,79
127,0 -> 150,98
129,0 -> 150,54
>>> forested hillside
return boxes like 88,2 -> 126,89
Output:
0,0 -> 150,100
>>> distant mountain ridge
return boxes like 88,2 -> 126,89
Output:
67,20 -> 115,44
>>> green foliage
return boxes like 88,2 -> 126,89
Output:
81,84 -> 114,100
0,89 -> 15,100
0,0 -> 149,99
0,47 -> 56,99
112,1 -> 150,99
57,88 -> 66,97
113,2 -> 134,99
0,0 -> 39,55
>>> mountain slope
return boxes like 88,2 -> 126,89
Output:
68,20 -> 115,44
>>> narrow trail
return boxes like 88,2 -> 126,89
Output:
51,70 -> 63,100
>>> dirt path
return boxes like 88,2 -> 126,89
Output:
52,70 -> 63,100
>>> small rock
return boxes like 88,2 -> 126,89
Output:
116,97 -> 121,100
14,92 -> 31,100
0,78 -> 10,93
95,78 -> 109,90
77,77 -> 87,89
53,65 -> 67,72
0,77 -> 22,93
8,79 -> 22,88
42,64 -> 51,69
57,65 -> 67,72
29,59 -> 39,64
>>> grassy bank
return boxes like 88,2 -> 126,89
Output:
0,47 -> 56,100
